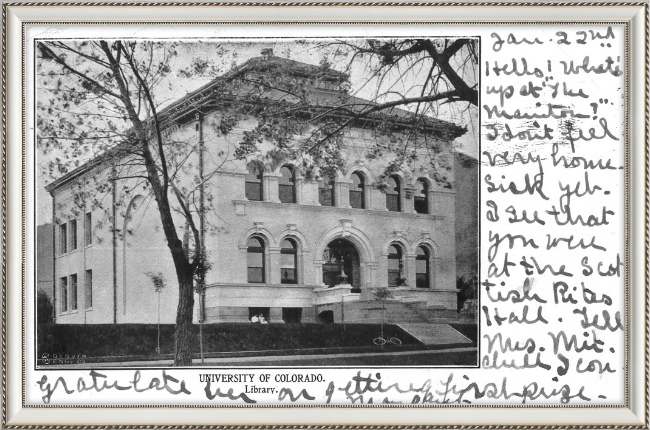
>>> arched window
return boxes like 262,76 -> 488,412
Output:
387,244 -> 404,287
280,238 -> 298,284
247,236 -> 265,283
414,178 -> 429,214
386,175 -> 401,212
245,163 -> 263,201
416,246 -> 430,288
349,172 -> 365,209
318,174 -> 335,206
279,165 -> 296,203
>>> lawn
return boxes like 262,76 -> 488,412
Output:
37,323 -> 421,362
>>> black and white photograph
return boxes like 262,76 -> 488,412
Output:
35,38 -> 480,368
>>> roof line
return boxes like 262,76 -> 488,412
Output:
46,55 -> 466,192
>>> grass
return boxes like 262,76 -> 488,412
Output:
37,323 -> 421,360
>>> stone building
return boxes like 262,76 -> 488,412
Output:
45,52 -> 471,326
37,223 -> 54,298
454,152 -> 479,279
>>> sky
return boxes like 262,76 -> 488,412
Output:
36,39 -> 478,225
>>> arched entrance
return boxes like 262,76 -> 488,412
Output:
322,238 -> 361,293
318,310 -> 334,324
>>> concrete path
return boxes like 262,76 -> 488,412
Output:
397,323 -> 473,345
44,346 -> 476,369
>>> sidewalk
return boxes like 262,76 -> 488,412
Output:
44,346 -> 477,368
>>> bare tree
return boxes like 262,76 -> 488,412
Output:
39,41 -> 215,365
328,38 -> 478,107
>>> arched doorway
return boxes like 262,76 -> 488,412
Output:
318,310 -> 334,324
322,238 -> 360,293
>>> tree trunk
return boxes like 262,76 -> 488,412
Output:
157,292 -> 161,355
381,301 -> 385,348
199,319 -> 204,365
174,269 -> 195,366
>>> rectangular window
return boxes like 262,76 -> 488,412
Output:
349,190 -> 364,209
69,219 -> 77,251
247,252 -> 264,283
319,187 -> 334,206
85,270 -> 93,309
70,274 -> 78,311
281,268 -> 297,284
60,277 -> 68,312
279,184 -> 295,203
247,268 -> 264,283
245,181 -> 262,201
386,194 -> 400,212
388,259 -> 401,287
388,271 -> 401,287
85,212 -> 92,246
280,252 -> 297,284
414,197 -> 428,214
416,273 -> 429,288
248,307 -> 270,323
282,307 -> 302,323
59,223 -> 67,255
416,259 -> 429,288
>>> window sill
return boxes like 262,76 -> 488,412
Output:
57,249 -> 79,258
233,200 -> 446,220
58,310 -> 78,315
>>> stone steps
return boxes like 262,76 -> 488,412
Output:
330,298 -> 472,326
397,323 -> 473,345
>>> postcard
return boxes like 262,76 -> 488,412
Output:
5,5 -> 641,424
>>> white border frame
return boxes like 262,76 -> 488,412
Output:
3,1 -> 647,427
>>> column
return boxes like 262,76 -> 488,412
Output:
432,257 -> 442,289
335,180 -> 351,208
264,173 -> 281,203
301,179 -> 320,206
270,307 -> 284,323
268,247 -> 281,284
404,254 -> 416,288
313,260 -> 325,286
295,176 -> 304,204
403,186 -> 416,213
428,189 -> 436,215
364,184 -> 376,210
360,262 -> 379,301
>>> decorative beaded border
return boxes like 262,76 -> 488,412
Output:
2,1 -> 647,428
2,2 -> 7,429
0,1 -> 647,6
